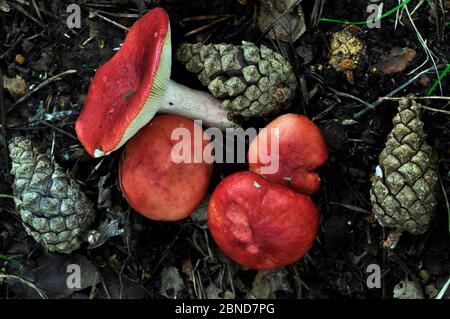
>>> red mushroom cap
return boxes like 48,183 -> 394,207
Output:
119,114 -> 213,221
208,171 -> 319,270
248,113 -> 328,195
76,8 -> 172,157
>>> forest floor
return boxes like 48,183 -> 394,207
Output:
0,0 -> 449,299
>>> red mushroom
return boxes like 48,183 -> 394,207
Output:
119,114 -> 213,221
248,113 -> 328,195
75,8 -> 236,158
208,171 -> 319,270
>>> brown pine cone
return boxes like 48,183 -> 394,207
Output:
329,26 -> 364,85
176,41 -> 297,117
9,137 -> 95,254
370,98 -> 438,235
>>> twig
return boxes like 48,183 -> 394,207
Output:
353,65 -> 445,119
8,69 -> 77,112
0,68 -> 10,181
379,96 -> 450,114
0,274 -> 48,298
183,14 -> 233,22
410,0 -> 425,16
0,34 -> 24,60
183,16 -> 233,37
330,202 -> 372,214
312,103 -> 338,122
436,277 -> 450,299
380,95 -> 450,101
83,2 -> 118,9
0,194 -> 17,200
88,270 -> 99,299
85,8 -> 139,18
90,10 -> 130,32
7,1 -> 46,28
310,0 -> 326,28
428,63 -> 450,95
38,120 -> 78,141
11,0 -> 29,5
100,276 -> 112,299
415,104 -> 450,115
150,225 -> 187,276
405,5 -> 442,94
31,0 -> 42,21
328,87 -> 373,109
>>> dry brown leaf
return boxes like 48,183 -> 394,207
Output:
3,74 -> 28,100
0,0 -> 10,12
160,266 -> 186,299
249,271 -> 273,299
393,279 -> 424,299
206,282 -> 223,299
372,47 -> 416,75
257,0 -> 306,42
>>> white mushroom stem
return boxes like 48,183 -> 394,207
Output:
159,80 -> 238,129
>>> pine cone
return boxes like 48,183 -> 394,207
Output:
370,98 -> 438,235
176,41 -> 297,117
9,137 -> 95,254
329,26 -> 364,85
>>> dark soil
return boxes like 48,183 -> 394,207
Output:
0,0 -> 449,299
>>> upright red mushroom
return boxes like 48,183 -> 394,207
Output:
208,171 -> 319,270
119,114 -> 213,221
248,113 -> 328,195
76,8 -> 236,158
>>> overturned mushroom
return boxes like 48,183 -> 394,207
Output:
248,113 -> 328,195
119,115 -> 213,221
208,171 -> 319,270
75,8 -> 237,158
